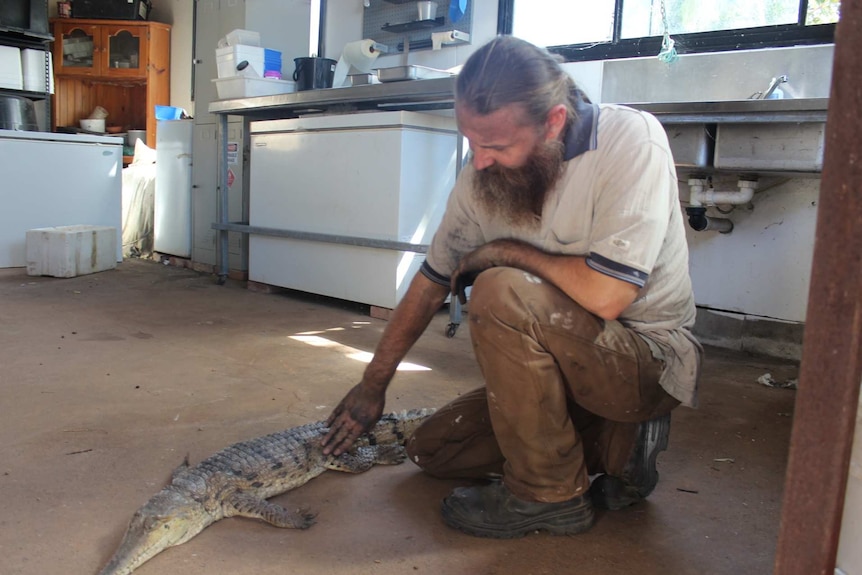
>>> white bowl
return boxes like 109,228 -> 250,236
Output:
80,118 -> 106,133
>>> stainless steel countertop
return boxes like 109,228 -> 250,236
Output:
208,77 -> 828,124
208,77 -> 457,119
627,97 -> 829,124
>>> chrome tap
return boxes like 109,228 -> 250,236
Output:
752,75 -> 789,99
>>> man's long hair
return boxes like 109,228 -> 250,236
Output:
455,35 -> 578,130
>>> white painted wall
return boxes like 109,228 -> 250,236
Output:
684,175 -> 819,323
837,388 -> 862,575
149,0 -> 194,114
324,0 -> 499,72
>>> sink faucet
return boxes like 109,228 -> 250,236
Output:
752,75 -> 789,99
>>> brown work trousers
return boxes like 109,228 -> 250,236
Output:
406,267 -> 679,503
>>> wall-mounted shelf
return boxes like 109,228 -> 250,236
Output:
0,87 -> 50,100
365,0 -> 472,54
0,0 -> 53,130
0,26 -> 53,43
381,17 -> 445,34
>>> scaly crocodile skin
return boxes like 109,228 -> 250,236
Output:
97,408 -> 435,575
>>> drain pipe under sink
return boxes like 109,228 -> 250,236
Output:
685,177 -> 759,234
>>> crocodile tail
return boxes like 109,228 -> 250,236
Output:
360,407 -> 437,446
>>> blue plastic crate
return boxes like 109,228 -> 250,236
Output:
264,49 -> 282,72
154,105 -> 183,120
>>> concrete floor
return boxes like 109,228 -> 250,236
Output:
0,259 -> 800,575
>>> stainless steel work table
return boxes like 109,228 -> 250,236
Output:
208,77 -> 467,333
209,77 -> 459,280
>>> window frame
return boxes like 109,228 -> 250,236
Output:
497,0 -> 836,62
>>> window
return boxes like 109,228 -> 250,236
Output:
499,0 -> 839,61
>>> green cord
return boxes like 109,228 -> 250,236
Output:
657,0 -> 678,64
658,34 -> 678,64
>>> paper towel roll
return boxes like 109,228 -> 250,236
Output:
333,39 -> 381,88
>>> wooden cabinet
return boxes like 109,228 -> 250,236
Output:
51,18 -> 170,151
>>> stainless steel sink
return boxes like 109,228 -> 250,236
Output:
628,99 -> 829,173
665,124 -> 714,168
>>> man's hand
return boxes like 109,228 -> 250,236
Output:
322,383 -> 385,456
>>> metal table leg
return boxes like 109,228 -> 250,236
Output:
217,113 -> 229,285
446,131 -> 465,338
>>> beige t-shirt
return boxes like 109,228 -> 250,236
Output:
423,102 -> 703,406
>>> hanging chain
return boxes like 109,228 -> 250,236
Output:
660,0 -> 669,32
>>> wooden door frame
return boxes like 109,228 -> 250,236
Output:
773,4 -> 862,574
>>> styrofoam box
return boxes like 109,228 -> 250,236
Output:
216,45 -> 265,78
212,76 -> 296,100
26,225 -> 117,278
0,45 -> 23,90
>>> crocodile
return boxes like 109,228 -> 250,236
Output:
96,407 -> 435,575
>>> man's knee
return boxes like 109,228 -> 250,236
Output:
469,267 -> 597,337
470,267 -> 540,308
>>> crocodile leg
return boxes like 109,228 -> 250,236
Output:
223,493 -> 317,528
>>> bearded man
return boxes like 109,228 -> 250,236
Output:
323,35 -> 702,538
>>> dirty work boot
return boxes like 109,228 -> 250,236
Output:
590,413 -> 671,510
441,481 -> 594,538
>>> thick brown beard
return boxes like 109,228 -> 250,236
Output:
473,139 -> 566,228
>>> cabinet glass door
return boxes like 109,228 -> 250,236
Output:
107,30 -> 140,72
60,27 -> 96,72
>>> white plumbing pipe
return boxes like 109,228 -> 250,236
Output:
688,178 -> 708,207
690,178 -> 758,207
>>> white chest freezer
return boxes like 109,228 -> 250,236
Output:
0,130 -> 122,268
248,111 -> 458,309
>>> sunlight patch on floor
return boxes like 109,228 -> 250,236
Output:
289,334 -> 431,371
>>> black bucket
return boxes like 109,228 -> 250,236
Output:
292,57 -> 337,91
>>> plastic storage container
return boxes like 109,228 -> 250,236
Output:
264,49 -> 282,74
154,105 -> 183,120
216,45 -> 265,78
0,46 -> 23,90
0,0 -> 50,34
212,77 -> 296,100
72,0 -> 152,20
224,29 -> 261,47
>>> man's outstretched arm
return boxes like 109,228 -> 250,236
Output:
322,272 -> 449,455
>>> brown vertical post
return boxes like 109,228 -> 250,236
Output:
773,5 -> 862,575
